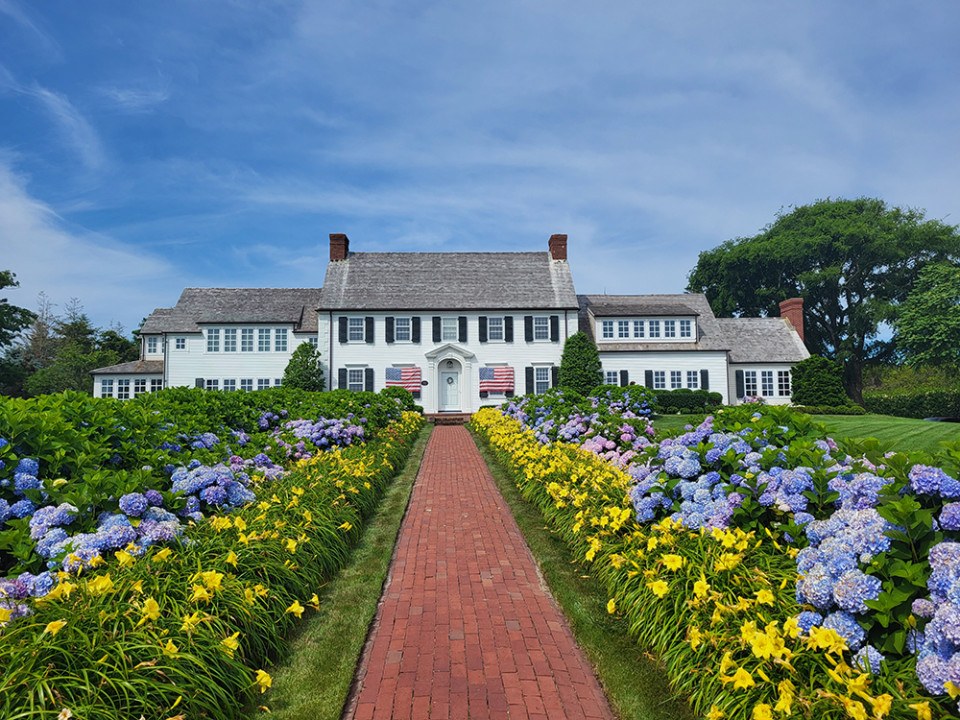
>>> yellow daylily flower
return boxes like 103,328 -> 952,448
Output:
87,574 -> 115,595
646,580 -> 669,598
44,619 -> 68,635
661,553 -> 684,571
226,550 -> 239,567
152,547 -> 173,564
908,701 -> 932,720
181,611 -> 203,633
285,538 -> 297,553
114,550 -> 135,568
755,589 -> 774,606
606,599 -> 616,614
731,668 -> 755,690
338,521 -> 353,532
0,607 -> 11,624
871,694 -> 892,718
190,584 -> 213,603
162,639 -> 179,657
706,705 -> 725,720
221,631 -> 241,657
751,704 -> 772,720
255,669 -> 272,693
693,576 -> 710,599
139,597 -> 161,625
286,600 -> 305,618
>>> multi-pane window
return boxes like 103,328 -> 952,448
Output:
664,320 -> 676,338
175,337 -> 186,350
633,320 -> 644,338
117,379 -> 130,399
258,328 -> 271,351
605,370 -> 619,385
205,379 -> 219,391
347,368 -> 365,392
395,317 -> 412,342
487,317 -> 504,341
146,336 -> 158,354
241,329 -> 254,352
442,317 -> 458,341
670,370 -> 682,389
275,328 -> 288,352
601,320 -> 614,339
533,317 -> 550,340
653,371 -> 666,390
223,328 -> 237,352
679,320 -> 692,338
150,379 -> 163,392
257,378 -> 270,390
744,371 -> 758,397
778,370 -> 791,396
534,366 -> 551,394
618,320 -> 630,338
687,371 -> 699,389
134,378 -> 146,396
274,378 -> 282,387
648,320 -> 661,338
347,318 -> 364,342
761,370 -> 774,397
206,329 -> 220,352
101,379 -> 114,397
223,379 -> 237,392
307,336 -> 318,347
240,379 -> 253,392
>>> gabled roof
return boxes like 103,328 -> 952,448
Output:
140,288 -> 322,334
318,252 -> 578,310
90,360 -> 164,376
716,318 -> 810,363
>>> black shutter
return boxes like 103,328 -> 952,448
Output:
338,369 -> 347,390
700,369 -> 709,390
365,317 -> 374,344
478,316 -> 488,343
735,370 -> 745,399
524,315 -> 534,342
385,316 -> 395,344
620,370 -> 629,387
458,316 -> 467,343
364,367 -> 374,392
551,366 -> 559,388
525,366 -> 534,395
338,317 -> 348,344
195,378 -> 205,389
479,390 -> 489,398
504,316 -> 514,342
412,317 -> 421,343
433,316 -> 442,343
644,370 -> 654,388
550,315 -> 560,342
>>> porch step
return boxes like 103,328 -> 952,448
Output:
425,413 -> 473,426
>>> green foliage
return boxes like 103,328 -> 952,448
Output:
23,346 -> 118,396
649,389 -> 723,414
0,271 -> 35,348
790,404 -> 867,415
281,342 -> 326,391
557,331 -> 603,395
687,198 -> 960,401
863,363 -> 960,393
379,386 -> 418,412
791,355 -> 850,407
864,391 -> 960,419
895,262 -> 960,369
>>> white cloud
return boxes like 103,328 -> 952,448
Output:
97,85 -> 170,113
0,0 -> 60,59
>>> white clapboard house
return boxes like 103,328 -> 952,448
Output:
92,234 -> 808,412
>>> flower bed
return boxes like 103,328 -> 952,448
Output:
473,397 -> 960,719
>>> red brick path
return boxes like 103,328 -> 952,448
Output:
348,426 -> 614,720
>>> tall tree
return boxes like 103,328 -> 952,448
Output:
282,342 -> 325,391
687,198 -> 960,402
557,331 -> 603,395
0,271 -> 36,347
894,262 -> 960,369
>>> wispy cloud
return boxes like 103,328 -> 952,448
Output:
98,84 -> 170,113
0,0 -> 60,59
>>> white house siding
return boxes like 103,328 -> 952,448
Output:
95,374 -> 164,399
597,351 -> 730,404
329,311 -> 573,414
727,363 -> 796,406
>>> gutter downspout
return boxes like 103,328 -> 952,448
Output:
328,310 -> 334,392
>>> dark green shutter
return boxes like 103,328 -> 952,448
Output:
524,315 -> 533,342
735,370 -> 745,399
550,315 -> 560,342
385,317 -> 395,343
412,317 -> 421,343
644,370 -> 653,388
432,316 -> 441,343
701,369 -> 709,390
620,370 -> 629,387
365,317 -> 374,343
195,378 -> 205,389
338,317 -> 347,343
478,316 -> 488,342
458,316 -> 467,343
338,369 -> 347,390
364,368 -> 374,392
551,366 -> 559,388
504,316 -> 514,342
525,366 -> 534,395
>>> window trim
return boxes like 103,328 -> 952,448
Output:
652,370 -> 666,390
347,318 -> 365,343
146,336 -> 159,354
175,337 -> 186,350
487,316 -> 505,342
240,328 -> 254,352
274,328 -> 288,352
223,328 -> 237,353
744,370 -> 758,397
347,368 -> 365,392
534,366 -> 551,394
441,317 -> 459,342
101,379 -> 114,397
604,370 -> 619,385
601,320 -> 614,339
394,317 -> 412,343
258,328 -> 271,352
686,370 -> 699,389
533,316 -> 550,342
206,328 -> 220,353
778,370 -> 792,397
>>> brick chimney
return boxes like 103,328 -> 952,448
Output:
779,297 -> 804,343
548,234 -> 568,261
329,233 -> 350,262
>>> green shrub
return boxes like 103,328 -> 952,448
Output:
791,356 -> 850,406
557,332 -> 603,395
864,391 -> 960,419
650,389 -> 723,413
380,386 -> 419,412
282,342 -> 326,391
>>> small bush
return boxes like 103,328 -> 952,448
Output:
791,356 -> 850,406
282,343 -> 325,391
650,389 -> 723,413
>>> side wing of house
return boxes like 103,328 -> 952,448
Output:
717,316 -> 809,405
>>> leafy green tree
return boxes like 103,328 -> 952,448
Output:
894,263 -> 960,369
687,198 -> 960,403
282,342 -> 325,391
98,328 -> 139,362
0,271 -> 36,348
557,331 -> 603,395
791,356 -> 849,407
24,346 -> 118,396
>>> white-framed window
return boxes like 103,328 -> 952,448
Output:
101,379 -> 114,397
761,370 -> 774,397
534,366 -> 551,394
275,328 -> 288,351
664,320 -> 676,338
601,320 -> 614,339
605,370 -> 619,385
347,368 -> 365,392
274,378 -> 282,387
240,378 -> 253,392
223,328 -> 237,352
648,320 -> 661,338
653,370 -> 666,390
146,336 -> 158,354
633,320 -> 644,338
670,370 -> 682,389
223,379 -> 237,392
487,317 -> 504,341
778,370 -> 791,396
679,320 -> 692,338
257,378 -> 270,390
150,379 -> 163,392
348,318 -> 364,342
686,371 -> 699,389
206,329 -> 220,353
395,317 -> 412,342
744,370 -> 758,397
134,378 -> 147,396
258,328 -> 271,352
117,379 -> 131,399
441,317 -> 458,341
175,337 -> 186,350
241,329 -> 254,352
206,379 -> 219,391
307,336 -> 319,347
533,316 -> 550,341
617,320 -> 630,338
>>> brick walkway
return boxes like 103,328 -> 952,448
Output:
348,426 -> 614,720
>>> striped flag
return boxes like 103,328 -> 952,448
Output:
385,366 -> 422,392
479,366 -> 514,393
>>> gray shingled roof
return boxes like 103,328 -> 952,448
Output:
90,360 -> 165,375
717,318 -> 810,363
140,288 -> 322,334
319,252 -> 578,310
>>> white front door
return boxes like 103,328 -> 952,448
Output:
439,370 -> 461,411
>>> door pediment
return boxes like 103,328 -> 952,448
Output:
424,343 -> 477,362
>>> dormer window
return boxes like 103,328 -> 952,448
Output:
680,319 -> 692,338
648,320 -> 661,338
617,320 -> 630,338
664,320 -> 676,338
146,336 -> 158,354
601,320 -> 614,339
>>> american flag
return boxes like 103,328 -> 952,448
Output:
385,366 -> 422,391
479,366 -> 514,393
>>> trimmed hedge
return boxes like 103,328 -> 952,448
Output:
651,389 -> 722,413
791,356 -> 850,407
864,390 -> 960,419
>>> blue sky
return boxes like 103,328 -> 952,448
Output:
2,1 -> 959,333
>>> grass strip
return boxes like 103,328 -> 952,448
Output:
469,428 -> 695,720
250,424 -> 432,720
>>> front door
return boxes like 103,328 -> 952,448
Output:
439,370 -> 461,411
